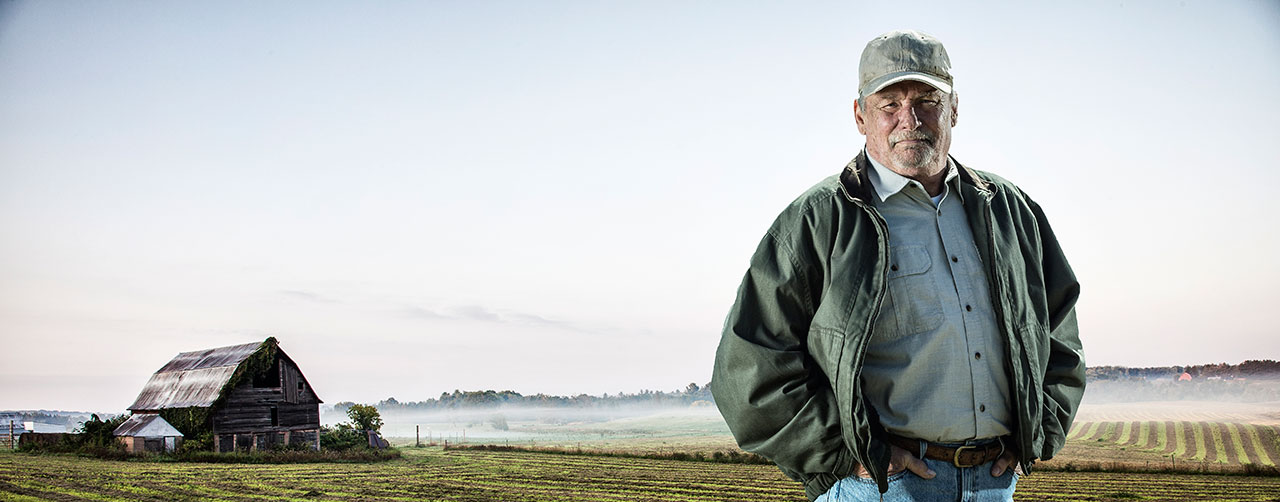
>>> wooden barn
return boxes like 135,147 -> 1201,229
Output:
125,337 -> 323,452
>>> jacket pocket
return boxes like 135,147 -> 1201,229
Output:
873,245 -> 944,342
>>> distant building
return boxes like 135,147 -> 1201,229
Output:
123,337 -> 323,452
1,414 -> 25,449
23,422 -> 69,433
1178,372 -> 1192,382
114,414 -> 184,453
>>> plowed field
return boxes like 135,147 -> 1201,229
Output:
3,448 -> 1280,502
1062,420 -> 1280,468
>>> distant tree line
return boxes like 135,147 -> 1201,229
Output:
332,383 -> 713,413
1086,360 -> 1280,381
1082,360 -> 1280,404
1084,378 -> 1280,404
0,411 -> 91,428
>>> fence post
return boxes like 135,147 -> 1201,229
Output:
416,425 -> 420,447
8,420 -> 13,450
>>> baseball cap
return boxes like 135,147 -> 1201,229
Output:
859,29 -> 953,99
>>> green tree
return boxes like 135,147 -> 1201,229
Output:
77,414 -> 128,448
346,404 -> 383,432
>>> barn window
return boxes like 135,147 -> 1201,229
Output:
270,406 -> 278,426
298,382 -> 304,392
252,357 -> 282,388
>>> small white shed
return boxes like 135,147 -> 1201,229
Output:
114,414 -> 184,453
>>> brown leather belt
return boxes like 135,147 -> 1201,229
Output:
886,433 -> 1006,468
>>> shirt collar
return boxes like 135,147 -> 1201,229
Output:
865,150 -> 959,203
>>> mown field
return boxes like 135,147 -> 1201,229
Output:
3,447 -> 1280,502
1050,421 -> 1280,470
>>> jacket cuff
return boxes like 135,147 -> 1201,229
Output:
803,473 -> 840,501
801,447 -> 858,501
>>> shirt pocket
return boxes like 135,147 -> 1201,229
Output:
873,245 -> 945,342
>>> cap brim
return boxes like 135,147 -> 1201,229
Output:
861,71 -> 952,98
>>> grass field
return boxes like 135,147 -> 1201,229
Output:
3,448 -> 1280,502
5,403 -> 1277,500
384,407 -> 1280,475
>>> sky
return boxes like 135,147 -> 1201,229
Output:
1,0 -> 1278,413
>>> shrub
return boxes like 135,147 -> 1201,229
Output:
76,414 -> 128,448
319,424 -> 366,451
177,431 -> 213,454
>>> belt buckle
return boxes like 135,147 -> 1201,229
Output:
952,445 -> 977,468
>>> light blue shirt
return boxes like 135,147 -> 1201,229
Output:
861,153 -> 1013,443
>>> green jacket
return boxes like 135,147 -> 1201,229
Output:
711,151 -> 1086,498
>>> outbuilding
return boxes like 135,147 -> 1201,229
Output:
114,413 -> 183,453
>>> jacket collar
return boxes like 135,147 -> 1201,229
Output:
839,150 -> 993,203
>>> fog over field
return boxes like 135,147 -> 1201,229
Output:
324,404 -> 730,444
319,381 -> 1280,447
1074,401 -> 1280,425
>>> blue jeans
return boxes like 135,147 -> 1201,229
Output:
814,458 -> 1017,502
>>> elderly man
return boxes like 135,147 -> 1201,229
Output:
711,29 -> 1085,502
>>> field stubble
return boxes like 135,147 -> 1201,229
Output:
6,402 -> 1276,501
3,448 -> 1280,502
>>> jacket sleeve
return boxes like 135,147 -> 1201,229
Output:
711,224 -> 857,483
1028,196 -> 1087,461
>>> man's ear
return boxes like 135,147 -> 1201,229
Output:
950,92 -> 959,127
854,99 -> 867,135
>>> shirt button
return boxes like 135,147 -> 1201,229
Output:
951,256 -> 958,263
891,264 -> 899,272
975,352 -> 981,360
965,305 -> 973,312
980,404 -> 987,412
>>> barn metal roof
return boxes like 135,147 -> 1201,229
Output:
127,340 -> 266,411
156,341 -> 263,373
114,413 -> 183,438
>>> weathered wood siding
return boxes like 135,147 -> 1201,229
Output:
215,428 -> 318,453
210,355 -> 320,436
118,436 -> 142,454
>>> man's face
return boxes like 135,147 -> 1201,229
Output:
855,80 -> 957,180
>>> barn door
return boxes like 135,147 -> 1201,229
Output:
284,365 -> 298,403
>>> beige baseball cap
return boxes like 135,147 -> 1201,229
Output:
859,29 -> 953,99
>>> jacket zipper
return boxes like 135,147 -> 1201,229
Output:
841,184 -> 892,493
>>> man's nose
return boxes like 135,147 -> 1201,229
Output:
897,106 -> 922,130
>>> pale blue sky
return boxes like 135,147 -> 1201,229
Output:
2,0 -> 1278,412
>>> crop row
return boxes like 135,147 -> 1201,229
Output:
1014,470 -> 1280,501
4,448 -> 1280,502
0,448 -> 799,502
1066,421 -> 1280,466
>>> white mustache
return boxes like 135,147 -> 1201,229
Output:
889,131 -> 935,147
